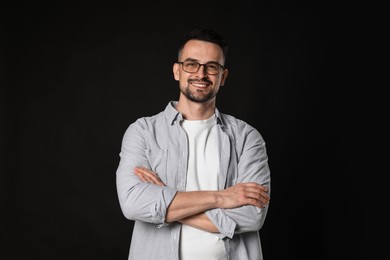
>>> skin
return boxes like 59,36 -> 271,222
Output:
134,40 -> 270,233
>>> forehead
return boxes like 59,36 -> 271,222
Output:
180,40 -> 224,63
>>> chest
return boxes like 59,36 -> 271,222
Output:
145,123 -> 239,190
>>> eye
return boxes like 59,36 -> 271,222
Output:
184,61 -> 198,67
206,64 -> 219,70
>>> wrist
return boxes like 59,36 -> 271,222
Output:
214,190 -> 222,208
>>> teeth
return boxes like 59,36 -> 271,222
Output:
192,83 -> 207,87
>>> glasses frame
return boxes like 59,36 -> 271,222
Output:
177,61 -> 225,75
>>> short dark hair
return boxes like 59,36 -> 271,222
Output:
178,28 -> 229,63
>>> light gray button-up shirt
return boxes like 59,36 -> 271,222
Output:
116,101 -> 271,260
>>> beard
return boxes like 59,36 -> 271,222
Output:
180,80 -> 218,103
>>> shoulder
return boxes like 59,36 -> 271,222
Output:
134,111 -> 165,128
219,112 -> 257,133
124,111 -> 165,135
219,112 -> 265,145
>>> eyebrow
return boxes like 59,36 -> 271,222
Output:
183,58 -> 220,64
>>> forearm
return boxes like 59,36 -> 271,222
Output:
165,190 -> 219,222
165,182 -> 269,223
178,213 -> 219,233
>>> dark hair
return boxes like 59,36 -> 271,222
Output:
178,28 -> 229,63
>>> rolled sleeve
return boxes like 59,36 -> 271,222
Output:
117,164 -> 178,225
151,186 -> 178,224
205,208 -> 237,239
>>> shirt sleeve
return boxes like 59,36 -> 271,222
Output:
206,126 -> 271,239
116,121 -> 178,225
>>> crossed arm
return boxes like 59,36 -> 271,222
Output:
134,167 -> 270,233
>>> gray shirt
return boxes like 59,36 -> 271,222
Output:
116,101 -> 271,260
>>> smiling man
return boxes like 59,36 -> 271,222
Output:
116,28 -> 271,260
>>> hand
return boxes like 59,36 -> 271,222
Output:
134,167 -> 165,187
217,182 -> 270,209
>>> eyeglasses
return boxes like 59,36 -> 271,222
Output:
177,61 -> 224,75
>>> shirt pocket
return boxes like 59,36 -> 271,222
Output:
145,149 -> 168,183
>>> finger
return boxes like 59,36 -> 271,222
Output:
144,175 -> 156,184
137,173 -> 161,185
146,174 -> 161,184
241,186 -> 270,199
240,182 -> 269,192
134,167 -> 152,174
134,169 -> 153,182
152,178 -> 165,187
134,167 -> 156,174
145,172 -> 162,184
245,191 -> 270,206
256,190 -> 270,201
258,194 -> 270,205
136,173 -> 148,183
248,188 -> 270,201
134,168 -> 159,180
134,168 -> 165,186
246,198 -> 266,208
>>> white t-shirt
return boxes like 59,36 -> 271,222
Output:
179,115 -> 226,260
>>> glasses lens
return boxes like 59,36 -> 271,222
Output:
182,61 -> 200,73
205,63 -> 220,75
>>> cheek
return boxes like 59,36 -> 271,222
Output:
179,77 -> 188,85
178,78 -> 189,90
213,77 -> 222,86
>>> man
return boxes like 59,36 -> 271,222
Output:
116,28 -> 271,260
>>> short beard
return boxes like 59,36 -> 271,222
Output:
180,85 -> 217,103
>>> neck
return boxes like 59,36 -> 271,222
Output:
176,96 -> 216,120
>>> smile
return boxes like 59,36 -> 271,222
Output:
190,82 -> 209,88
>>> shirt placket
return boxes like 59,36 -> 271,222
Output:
217,125 -> 233,257
170,118 -> 189,260
217,125 -> 230,190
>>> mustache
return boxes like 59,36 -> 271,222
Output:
188,78 -> 212,84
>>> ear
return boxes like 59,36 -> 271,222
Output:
173,63 -> 180,81
220,69 -> 228,86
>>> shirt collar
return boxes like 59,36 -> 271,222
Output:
164,101 -> 224,127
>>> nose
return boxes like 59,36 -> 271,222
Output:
195,64 -> 208,77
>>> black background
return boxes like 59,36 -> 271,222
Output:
1,1 -> 369,260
